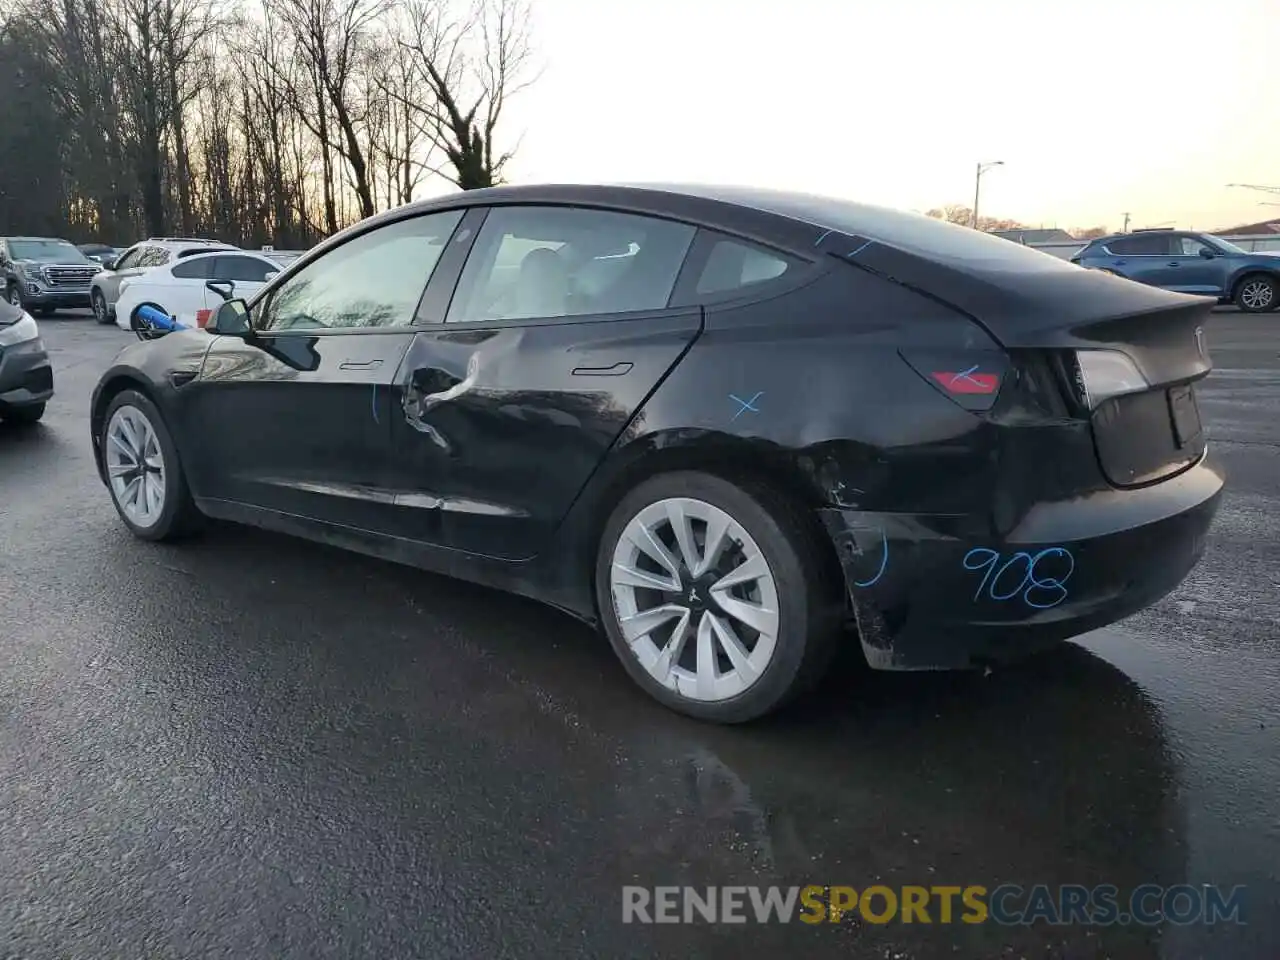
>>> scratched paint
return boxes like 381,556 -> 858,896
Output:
851,526 -> 889,588
371,383 -> 379,424
729,391 -> 763,421
962,547 -> 1075,610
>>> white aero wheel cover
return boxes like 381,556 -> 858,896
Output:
609,496 -> 781,703
105,404 -> 167,528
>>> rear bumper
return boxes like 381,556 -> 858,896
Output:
820,453 -> 1225,670
0,338 -> 55,408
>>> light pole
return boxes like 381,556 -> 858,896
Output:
971,161 -> 1004,229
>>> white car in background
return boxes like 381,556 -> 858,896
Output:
114,250 -> 298,331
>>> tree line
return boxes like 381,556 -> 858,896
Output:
0,0 -> 534,249
925,204 -> 1108,240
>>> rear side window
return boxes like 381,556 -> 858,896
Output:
695,237 -> 797,296
1106,234 -> 1173,256
214,255 -> 275,283
171,257 -> 212,279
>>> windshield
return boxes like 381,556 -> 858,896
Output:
1209,236 -> 1247,255
10,239 -> 89,263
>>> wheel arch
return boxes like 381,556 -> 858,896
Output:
562,430 -> 848,622
1229,267 -> 1279,299
90,373 -> 158,484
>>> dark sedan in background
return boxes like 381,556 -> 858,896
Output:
89,184 -> 1223,722
0,295 -> 54,424
1072,228 -> 1280,312
78,242 -> 126,267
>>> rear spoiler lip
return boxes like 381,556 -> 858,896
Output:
826,234 -> 1215,347
825,236 -> 1215,386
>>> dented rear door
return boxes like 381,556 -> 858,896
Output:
387,308 -> 703,561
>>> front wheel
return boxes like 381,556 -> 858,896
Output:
100,389 -> 203,541
3,283 -> 20,308
1235,274 -> 1276,313
92,288 -> 112,324
595,471 -> 841,723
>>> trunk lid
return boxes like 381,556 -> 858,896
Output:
830,234 -> 1215,488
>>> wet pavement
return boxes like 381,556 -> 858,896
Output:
1,311 -> 1277,960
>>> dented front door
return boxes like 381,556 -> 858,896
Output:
386,310 -> 703,561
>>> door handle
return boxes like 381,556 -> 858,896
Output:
571,361 -> 633,377
1167,262 -> 1181,267
339,359 -> 383,370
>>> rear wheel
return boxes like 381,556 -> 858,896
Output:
595,471 -> 841,723
1235,274 -> 1276,313
101,389 -> 203,541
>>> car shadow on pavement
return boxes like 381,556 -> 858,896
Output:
95,519 -> 1191,959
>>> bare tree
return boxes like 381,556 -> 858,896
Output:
268,0 -> 385,222
395,0 -> 535,190
926,205 -> 1027,233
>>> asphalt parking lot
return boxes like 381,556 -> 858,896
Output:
1,310 -> 1277,960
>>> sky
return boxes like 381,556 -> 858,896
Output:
485,0 -> 1280,233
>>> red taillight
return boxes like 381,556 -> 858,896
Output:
196,308 -> 212,328
899,350 -> 1010,412
930,368 -> 1001,395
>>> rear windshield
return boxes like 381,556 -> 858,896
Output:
681,186 -> 1081,274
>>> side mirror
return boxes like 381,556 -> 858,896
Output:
208,298 -> 252,336
1199,248 -> 1216,260
205,278 -> 235,302
103,258 -> 117,270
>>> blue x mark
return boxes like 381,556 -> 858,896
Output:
729,391 -> 763,421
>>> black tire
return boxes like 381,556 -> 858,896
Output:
1234,273 -> 1277,313
594,470 -> 843,723
100,388 -> 204,541
1,402 -> 45,425
3,282 -> 21,308
92,288 -> 112,324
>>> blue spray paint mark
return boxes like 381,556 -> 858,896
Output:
948,364 -> 988,390
846,239 -> 874,258
962,546 -> 1074,609
371,383 -> 380,424
729,391 -> 763,421
852,526 -> 889,588
814,229 -> 833,247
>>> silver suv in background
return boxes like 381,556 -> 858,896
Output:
0,237 -> 101,315
90,237 -> 236,325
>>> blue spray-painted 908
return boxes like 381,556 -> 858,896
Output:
962,547 -> 1075,609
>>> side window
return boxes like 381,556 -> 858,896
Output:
694,236 -> 798,296
255,209 -> 462,332
1107,234 -> 1172,256
1178,236 -> 1213,257
171,257 -> 212,279
447,206 -> 695,323
215,255 -> 274,283
115,246 -> 144,269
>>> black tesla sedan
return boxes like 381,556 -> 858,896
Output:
89,183 -> 1224,722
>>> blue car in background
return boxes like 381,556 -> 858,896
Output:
1072,229 -> 1280,313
